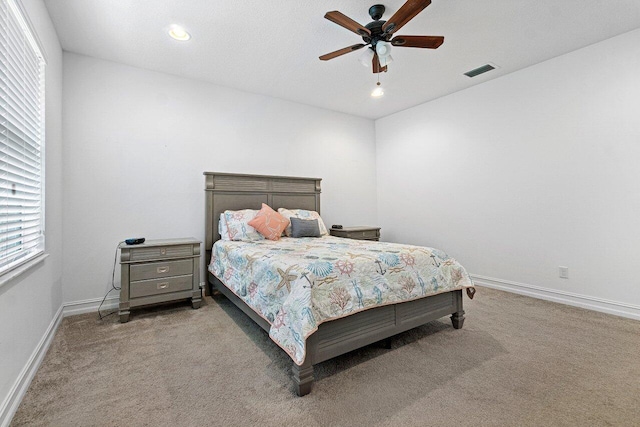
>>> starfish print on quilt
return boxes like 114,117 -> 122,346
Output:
276,265 -> 298,292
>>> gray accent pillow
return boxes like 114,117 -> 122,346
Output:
290,217 -> 321,238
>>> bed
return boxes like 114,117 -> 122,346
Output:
204,172 -> 474,396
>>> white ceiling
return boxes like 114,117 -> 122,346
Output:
44,0 -> 640,120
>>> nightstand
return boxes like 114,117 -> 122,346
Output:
118,238 -> 202,323
330,226 -> 381,241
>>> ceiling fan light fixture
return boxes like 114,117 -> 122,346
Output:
359,48 -> 374,67
168,25 -> 191,41
375,41 -> 392,58
371,82 -> 384,98
371,86 -> 384,97
381,54 -> 393,67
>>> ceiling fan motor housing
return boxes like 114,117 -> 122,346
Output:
363,20 -> 390,47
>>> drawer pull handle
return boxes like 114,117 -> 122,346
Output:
157,282 -> 169,290
160,248 -> 167,255
157,266 -> 170,273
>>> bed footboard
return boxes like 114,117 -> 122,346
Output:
211,270 -> 464,396
292,289 -> 464,396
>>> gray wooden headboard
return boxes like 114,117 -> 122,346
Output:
204,172 -> 322,262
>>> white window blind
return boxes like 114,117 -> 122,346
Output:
0,0 -> 46,276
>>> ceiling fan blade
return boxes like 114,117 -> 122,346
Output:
319,44 -> 366,61
325,11 -> 371,36
372,52 -> 388,74
382,0 -> 432,35
391,35 -> 444,49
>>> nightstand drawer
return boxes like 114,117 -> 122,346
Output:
330,227 -> 380,240
129,245 -> 195,261
355,229 -> 379,240
130,274 -> 193,298
130,259 -> 193,282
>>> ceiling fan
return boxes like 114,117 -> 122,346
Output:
319,0 -> 444,74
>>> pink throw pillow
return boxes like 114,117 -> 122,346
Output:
248,203 -> 290,241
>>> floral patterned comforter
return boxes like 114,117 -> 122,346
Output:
209,236 -> 474,365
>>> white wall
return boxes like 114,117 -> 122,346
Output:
376,29 -> 640,316
62,52 -> 377,304
0,0 -> 63,424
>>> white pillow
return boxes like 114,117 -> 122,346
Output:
277,208 -> 328,236
218,213 -> 230,240
223,209 -> 264,241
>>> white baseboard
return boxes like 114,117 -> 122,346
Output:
0,305 -> 64,427
471,274 -> 640,321
62,295 -> 118,317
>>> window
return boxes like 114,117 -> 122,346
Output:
0,0 -> 46,276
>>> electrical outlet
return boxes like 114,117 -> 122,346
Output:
559,266 -> 569,279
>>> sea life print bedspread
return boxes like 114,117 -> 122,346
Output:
209,236 -> 474,365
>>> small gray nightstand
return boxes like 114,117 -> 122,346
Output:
330,226 -> 381,241
118,238 -> 202,323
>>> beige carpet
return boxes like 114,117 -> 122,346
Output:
11,287 -> 640,426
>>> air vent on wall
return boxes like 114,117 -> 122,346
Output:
464,63 -> 497,78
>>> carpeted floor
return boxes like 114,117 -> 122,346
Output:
11,287 -> 640,426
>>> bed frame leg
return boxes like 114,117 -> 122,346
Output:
451,310 -> 465,329
292,360 -> 314,396
451,289 -> 465,329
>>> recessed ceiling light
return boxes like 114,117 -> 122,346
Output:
371,85 -> 384,98
169,25 -> 190,41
